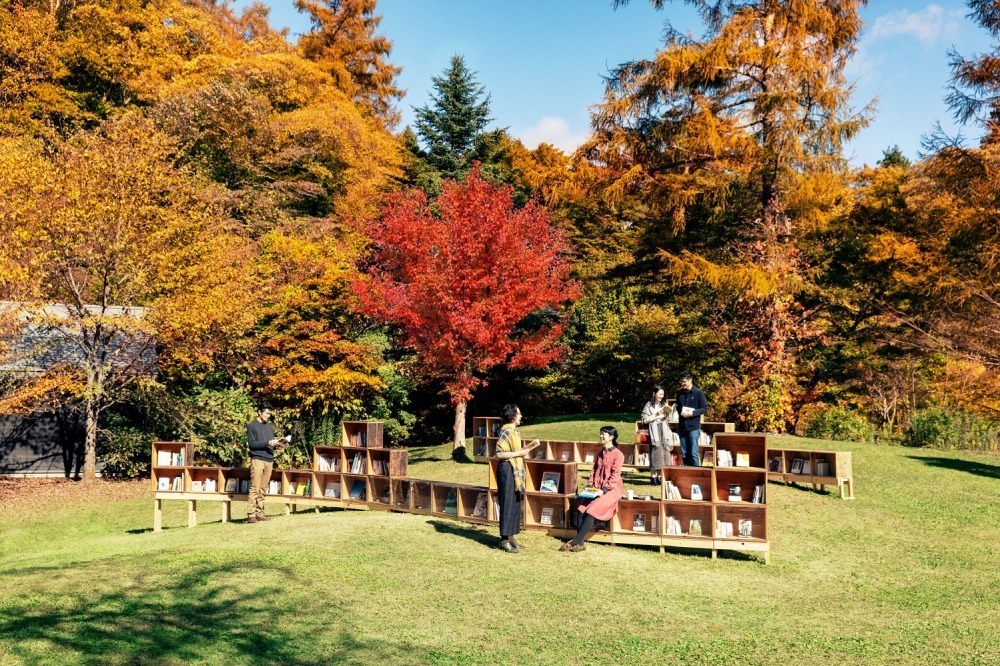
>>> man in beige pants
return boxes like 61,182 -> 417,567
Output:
246,403 -> 285,523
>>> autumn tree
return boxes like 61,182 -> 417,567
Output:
356,168 -> 580,453
0,115 -> 256,482
295,0 -> 404,126
589,0 -> 869,430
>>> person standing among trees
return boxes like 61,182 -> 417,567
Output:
675,372 -> 708,467
494,403 -> 540,553
246,402 -> 286,524
641,385 -> 671,486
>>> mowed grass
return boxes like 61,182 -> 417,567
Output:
1,416 -> 999,665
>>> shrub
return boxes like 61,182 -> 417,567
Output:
907,407 -> 1000,451
98,422 -> 153,479
805,406 -> 874,442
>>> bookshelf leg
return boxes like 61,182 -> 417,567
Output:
222,501 -> 231,524
153,499 -> 162,532
313,506 -> 320,514
711,549 -> 717,560
839,478 -> 855,500
284,502 -> 291,515
188,500 -> 197,528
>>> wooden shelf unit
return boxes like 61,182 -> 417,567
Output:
341,420 -> 384,448
767,447 -> 854,499
471,416 -> 502,462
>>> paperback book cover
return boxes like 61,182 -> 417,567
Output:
324,482 -> 341,498
444,490 -> 458,515
728,484 -> 742,502
632,514 -> 646,532
539,471 -> 561,493
691,484 -> 703,501
739,519 -> 753,538
224,478 -> 238,493
577,486 -> 600,499
472,492 -> 488,518
689,518 -> 702,536
540,506 -> 555,526
349,479 -> 365,500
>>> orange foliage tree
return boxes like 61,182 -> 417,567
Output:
356,168 -> 580,452
0,115 -> 256,482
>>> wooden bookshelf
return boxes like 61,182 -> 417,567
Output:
471,416 -> 502,462
767,447 -> 854,499
342,420 -> 384,448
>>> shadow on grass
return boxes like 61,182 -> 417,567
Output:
0,560 -> 434,664
428,519 -> 496,548
907,455 -> 1000,480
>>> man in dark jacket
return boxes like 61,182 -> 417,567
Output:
675,371 -> 708,466
247,402 -> 285,523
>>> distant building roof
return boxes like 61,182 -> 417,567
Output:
0,302 -> 156,376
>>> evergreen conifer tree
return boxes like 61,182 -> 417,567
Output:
412,55 -> 493,180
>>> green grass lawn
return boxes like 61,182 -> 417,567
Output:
2,417 -> 999,665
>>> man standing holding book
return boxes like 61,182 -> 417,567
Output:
675,371 -> 708,467
247,402 -> 286,524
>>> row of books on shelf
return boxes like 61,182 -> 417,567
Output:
321,479 -> 368,500
317,455 -> 341,472
660,517 -> 753,537
715,450 -> 753,468
347,431 -> 369,447
349,452 -> 366,474
155,451 -> 185,466
769,456 -> 830,476
475,424 -> 502,437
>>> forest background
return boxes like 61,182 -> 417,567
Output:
1,0 -> 999,482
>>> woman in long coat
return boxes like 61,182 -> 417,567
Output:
640,385 -> 670,486
560,426 -> 624,552
494,403 -> 540,553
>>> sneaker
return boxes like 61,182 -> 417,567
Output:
569,543 -> 586,553
559,542 -> 573,552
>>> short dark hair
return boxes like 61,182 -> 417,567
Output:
679,371 -> 693,381
600,425 -> 618,446
257,401 -> 274,413
500,404 -> 520,425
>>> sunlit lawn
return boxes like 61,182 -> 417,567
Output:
1,416 -> 999,665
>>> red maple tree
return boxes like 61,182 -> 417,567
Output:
356,167 -> 580,451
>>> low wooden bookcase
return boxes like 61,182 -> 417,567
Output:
767,447 -> 854,499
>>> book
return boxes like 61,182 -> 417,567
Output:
191,480 -> 203,492
156,450 -> 171,466
752,485 -> 764,503
689,518 -> 702,536
584,452 -> 595,464
690,484 -> 703,501
739,519 -> 753,538
578,486 -> 600,499
540,506 -> 555,526
268,480 -> 280,494
801,459 -> 812,475
157,476 -> 170,490
349,479 -> 365,500
632,514 -> 646,532
224,477 -> 238,493
791,458 -> 804,474
728,484 -> 742,502
444,489 -> 458,515
539,471 -> 560,493
288,481 -> 298,495
560,450 -> 570,461
735,451 -> 750,467
716,450 -> 733,467
815,459 -> 830,476
324,481 -> 340,498
238,478 -> 250,494
701,451 -> 714,467
296,480 -> 308,496
171,476 -> 182,491
649,515 -> 658,533
769,455 -> 782,472
472,492 -> 488,518
717,521 -> 734,537
204,479 -> 217,493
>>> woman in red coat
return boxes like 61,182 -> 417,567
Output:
560,425 -> 624,552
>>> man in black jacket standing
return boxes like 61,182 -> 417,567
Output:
675,372 -> 708,467
247,402 -> 285,523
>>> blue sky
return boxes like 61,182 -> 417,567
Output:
246,1 -> 992,166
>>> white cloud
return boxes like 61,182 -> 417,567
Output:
517,116 -> 590,154
869,4 -> 963,45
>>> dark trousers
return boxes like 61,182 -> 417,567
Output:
496,460 -> 522,539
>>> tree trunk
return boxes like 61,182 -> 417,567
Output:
81,400 -> 98,483
452,399 -> 467,451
